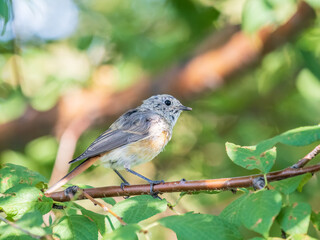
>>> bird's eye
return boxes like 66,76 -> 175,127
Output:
165,100 -> 171,106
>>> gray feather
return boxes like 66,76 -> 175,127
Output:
69,109 -> 159,163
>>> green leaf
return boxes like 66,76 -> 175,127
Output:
0,184 -> 53,220
278,202 -> 311,235
73,203 -> 107,235
56,202 -> 78,216
290,234 -> 318,240
306,0 -> 320,8
0,0 -> 12,35
242,0 -> 274,33
102,197 -> 116,206
226,142 -> 276,173
0,211 -> 51,239
25,136 -> 58,164
106,195 -> 167,230
158,213 -> 241,240
102,224 -> 140,240
274,125 -> 320,146
270,174 -> 306,195
53,215 -> 98,240
297,173 -> 313,192
240,190 -> 282,237
0,163 -> 47,193
220,193 -> 249,227
310,211 -> 320,231
242,0 -> 296,33
297,67 -> 320,102
226,125 -> 320,172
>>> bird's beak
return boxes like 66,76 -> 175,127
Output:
179,105 -> 192,111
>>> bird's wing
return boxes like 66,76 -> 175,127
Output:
69,109 -> 158,163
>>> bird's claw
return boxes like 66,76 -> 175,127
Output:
151,180 -> 165,185
148,180 -> 164,199
120,182 -> 130,199
120,182 -> 130,191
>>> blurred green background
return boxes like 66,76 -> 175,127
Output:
1,0 -> 320,238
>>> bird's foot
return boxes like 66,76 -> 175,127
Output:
148,180 -> 164,200
120,182 -> 130,191
120,182 -> 130,199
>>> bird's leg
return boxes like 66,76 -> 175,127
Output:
125,168 -> 164,199
113,169 -> 130,190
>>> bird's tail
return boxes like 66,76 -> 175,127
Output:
45,156 -> 100,194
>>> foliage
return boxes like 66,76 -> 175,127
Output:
1,125 -> 320,239
1,0 -> 320,239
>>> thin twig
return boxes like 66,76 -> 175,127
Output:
81,191 -> 126,225
292,144 -> 320,168
0,215 -> 43,239
48,117 -> 92,187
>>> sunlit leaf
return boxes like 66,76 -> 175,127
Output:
242,0 -> 296,33
240,190 -> 282,237
0,184 -> 53,220
0,211 -> 51,239
106,195 -> 167,230
226,142 -> 276,173
226,125 -> 320,172
297,68 -> 320,102
102,224 -> 140,240
278,202 -> 311,235
25,136 -> 58,164
158,213 -> 241,240
53,215 -> 98,240
290,234 -> 318,240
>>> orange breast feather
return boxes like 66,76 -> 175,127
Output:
127,130 -> 170,162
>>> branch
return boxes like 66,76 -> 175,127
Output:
81,190 -> 126,225
46,163 -> 320,202
292,144 -> 320,168
45,143 -> 320,202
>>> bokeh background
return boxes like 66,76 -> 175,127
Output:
1,0 -> 320,238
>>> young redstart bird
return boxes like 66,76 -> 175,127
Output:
46,94 -> 191,195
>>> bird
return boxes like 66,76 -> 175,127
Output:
45,94 -> 192,195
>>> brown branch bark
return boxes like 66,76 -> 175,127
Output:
45,143 -> 320,202
45,162 -> 320,202
0,1 -> 316,150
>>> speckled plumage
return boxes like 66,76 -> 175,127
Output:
70,94 -> 191,170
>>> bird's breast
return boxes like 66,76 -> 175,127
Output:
100,126 -> 171,169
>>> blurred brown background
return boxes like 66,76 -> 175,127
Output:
1,0 -> 320,238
